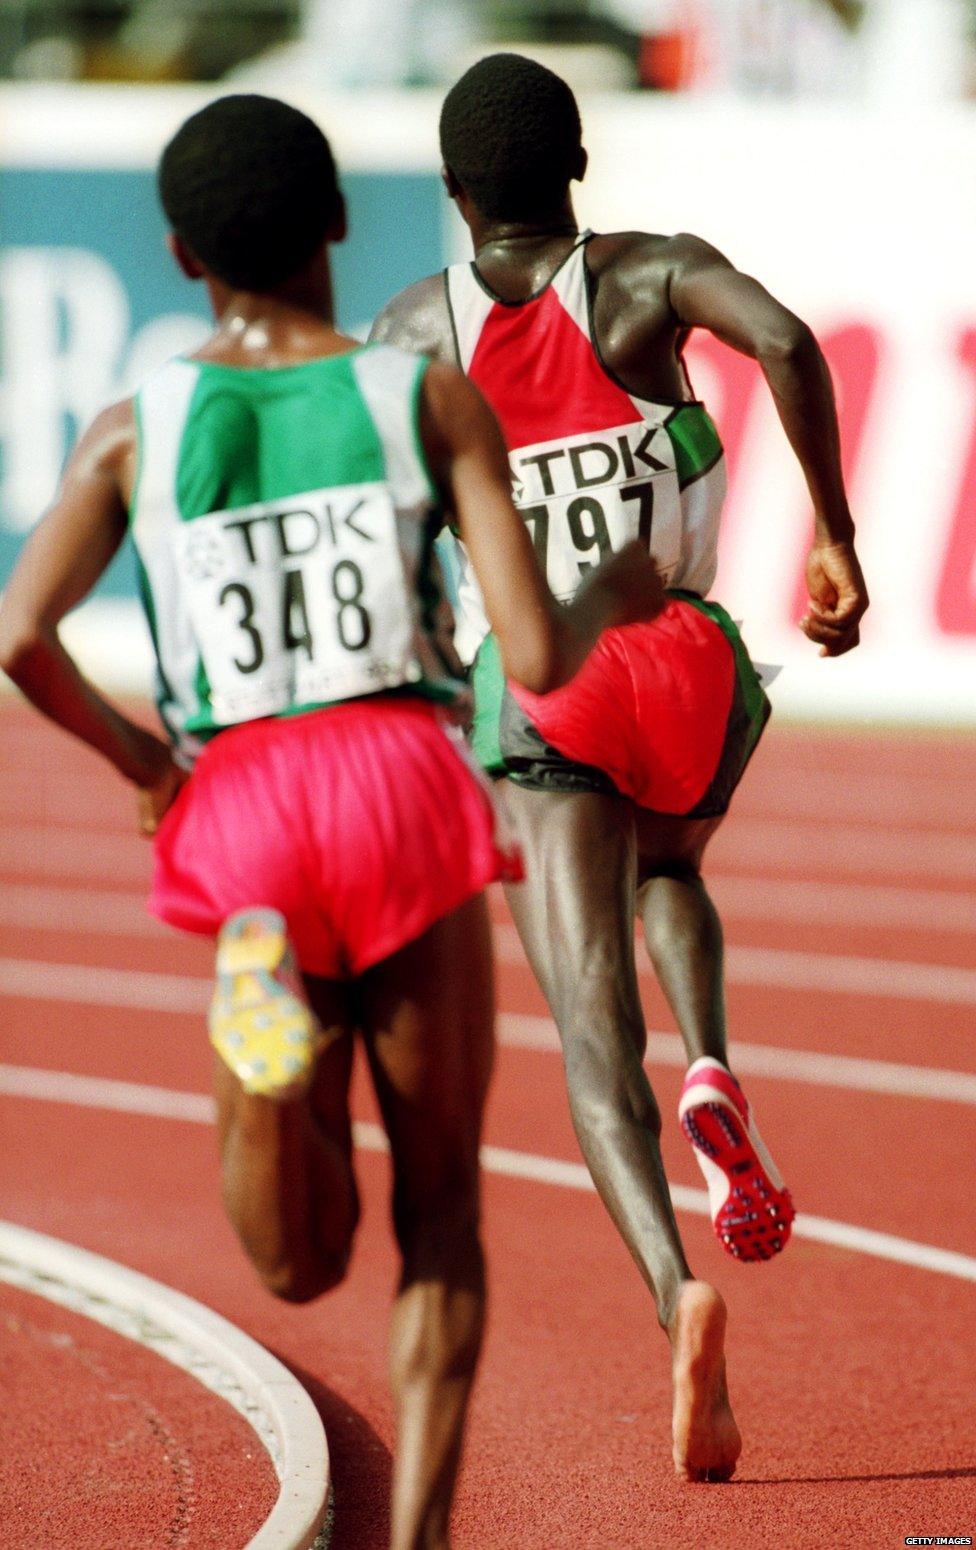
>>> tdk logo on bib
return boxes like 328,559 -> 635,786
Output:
513,425 -> 667,498
183,491 -> 379,578
509,421 -> 682,601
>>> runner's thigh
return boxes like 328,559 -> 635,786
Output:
357,894 -> 494,1215
501,782 -> 641,1024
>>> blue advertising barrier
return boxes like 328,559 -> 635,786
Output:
0,163 -> 446,599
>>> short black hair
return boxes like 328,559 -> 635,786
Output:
440,53 -> 584,221
158,94 -> 342,291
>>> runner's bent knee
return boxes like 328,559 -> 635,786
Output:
395,1187 -> 483,1282
562,1023 -> 663,1137
257,1250 -> 348,1304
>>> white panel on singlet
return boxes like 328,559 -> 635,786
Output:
130,358 -> 203,742
352,344 -> 433,515
444,265 -> 496,371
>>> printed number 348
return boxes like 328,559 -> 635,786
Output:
218,559 -> 372,675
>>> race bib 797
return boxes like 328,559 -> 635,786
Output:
174,482 -> 421,725
510,420 -> 683,600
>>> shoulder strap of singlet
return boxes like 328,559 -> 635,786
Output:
549,230 -> 593,337
556,235 -> 684,419
351,344 -> 434,512
130,357 -> 201,541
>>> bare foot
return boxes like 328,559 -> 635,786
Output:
669,1281 -> 742,1483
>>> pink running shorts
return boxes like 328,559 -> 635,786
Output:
150,697 -> 521,978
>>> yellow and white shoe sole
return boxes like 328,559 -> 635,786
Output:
209,908 -> 324,1100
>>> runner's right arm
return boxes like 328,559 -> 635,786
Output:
420,363 -> 665,694
665,233 -> 868,657
0,402 -> 186,832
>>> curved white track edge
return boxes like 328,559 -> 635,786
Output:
0,1221 -> 331,1549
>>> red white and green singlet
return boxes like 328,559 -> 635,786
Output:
443,232 -> 733,775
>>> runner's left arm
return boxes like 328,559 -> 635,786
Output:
0,401 -> 185,832
372,278 -> 473,682
666,233 -> 868,657
369,276 -> 458,362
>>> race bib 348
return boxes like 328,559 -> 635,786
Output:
174,482 -> 421,724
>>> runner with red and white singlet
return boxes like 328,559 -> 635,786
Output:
372,51 -> 868,1483
443,229 -> 758,823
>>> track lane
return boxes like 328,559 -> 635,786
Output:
3,991 -> 976,1258
0,1093 -> 974,1550
3,704 -> 975,1547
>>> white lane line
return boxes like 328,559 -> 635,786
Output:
2,1065 -> 974,1287
0,1064 -> 215,1120
4,958 -> 976,1104
725,946 -> 976,1004
498,1014 -> 976,1106
472,1140 -> 976,1286
2,876 -> 975,940
10,937 -> 976,1016
0,1219 -> 331,1550
0,958 -> 208,1014
707,819 -> 976,882
492,926 -> 976,1006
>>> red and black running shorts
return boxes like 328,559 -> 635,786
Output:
470,592 -> 770,818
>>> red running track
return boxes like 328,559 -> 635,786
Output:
1,702 -> 975,1548
0,1282 -> 279,1549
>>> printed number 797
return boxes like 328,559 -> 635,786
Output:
522,481 -> 655,574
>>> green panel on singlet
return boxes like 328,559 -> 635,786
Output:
470,634 -> 507,775
175,355 -> 385,520
673,591 -> 769,747
172,353 -> 388,738
665,404 -> 723,489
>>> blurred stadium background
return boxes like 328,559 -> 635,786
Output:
2,0 -> 975,724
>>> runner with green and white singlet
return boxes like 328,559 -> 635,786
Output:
0,95 -> 665,1550
372,53 -> 869,1486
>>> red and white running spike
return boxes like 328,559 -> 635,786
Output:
678,1057 -> 795,1263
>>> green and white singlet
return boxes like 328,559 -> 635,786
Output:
130,343 -> 458,759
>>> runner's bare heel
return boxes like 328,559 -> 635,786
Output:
209,909 -> 325,1099
678,1057 -> 795,1262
